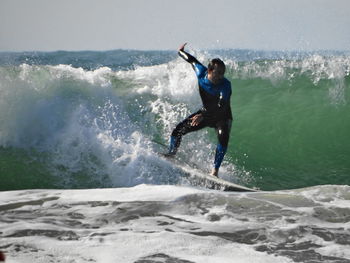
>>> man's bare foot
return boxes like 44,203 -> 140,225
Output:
210,168 -> 219,177
161,152 -> 176,158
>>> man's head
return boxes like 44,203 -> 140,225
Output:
208,58 -> 226,85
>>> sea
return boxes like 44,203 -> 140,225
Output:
0,49 -> 349,262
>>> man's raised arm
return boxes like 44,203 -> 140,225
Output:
177,43 -> 202,68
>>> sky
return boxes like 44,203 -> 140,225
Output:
0,0 -> 349,52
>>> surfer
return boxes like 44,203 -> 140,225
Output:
166,43 -> 233,177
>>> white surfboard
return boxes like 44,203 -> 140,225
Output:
154,141 -> 258,192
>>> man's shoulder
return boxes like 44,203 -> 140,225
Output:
194,63 -> 207,76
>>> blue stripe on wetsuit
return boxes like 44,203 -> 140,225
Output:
214,143 -> 227,169
169,135 -> 178,155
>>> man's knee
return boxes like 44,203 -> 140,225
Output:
216,120 -> 231,147
172,122 -> 188,137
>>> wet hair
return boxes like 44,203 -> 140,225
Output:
208,58 -> 226,73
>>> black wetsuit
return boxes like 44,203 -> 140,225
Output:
168,50 -> 233,169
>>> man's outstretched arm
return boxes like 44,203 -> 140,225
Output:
177,43 -> 203,68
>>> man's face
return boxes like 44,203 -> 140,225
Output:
208,64 -> 225,85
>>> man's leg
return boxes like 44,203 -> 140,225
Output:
212,119 -> 232,176
168,112 -> 206,155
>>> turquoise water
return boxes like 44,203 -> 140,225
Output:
0,50 -> 349,191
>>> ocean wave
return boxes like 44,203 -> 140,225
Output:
0,50 -> 349,191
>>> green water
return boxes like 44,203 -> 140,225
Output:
228,75 -> 350,190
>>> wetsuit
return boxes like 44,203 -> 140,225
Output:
168,50 -> 233,170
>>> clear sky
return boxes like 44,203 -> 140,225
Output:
0,0 -> 349,52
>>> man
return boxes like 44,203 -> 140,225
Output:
166,43 -> 233,177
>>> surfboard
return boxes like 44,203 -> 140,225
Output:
153,140 -> 258,192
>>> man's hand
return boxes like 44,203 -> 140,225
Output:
178,43 -> 187,52
190,114 -> 203,126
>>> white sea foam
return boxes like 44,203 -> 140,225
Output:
0,63 -> 198,188
1,185 -> 349,262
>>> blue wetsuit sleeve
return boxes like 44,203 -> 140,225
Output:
178,50 -> 207,77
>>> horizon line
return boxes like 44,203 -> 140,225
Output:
1,47 -> 350,54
